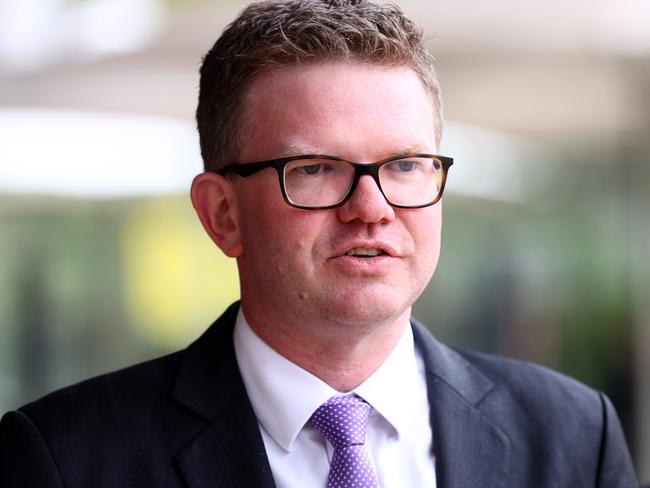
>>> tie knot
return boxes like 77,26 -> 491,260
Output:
309,395 -> 373,449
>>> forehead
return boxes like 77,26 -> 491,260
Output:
240,62 -> 437,162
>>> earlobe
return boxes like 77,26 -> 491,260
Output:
190,172 -> 243,257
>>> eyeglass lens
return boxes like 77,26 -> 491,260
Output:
282,157 -> 444,208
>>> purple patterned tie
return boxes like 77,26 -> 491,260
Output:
309,395 -> 379,488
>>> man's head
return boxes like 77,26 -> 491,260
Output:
196,0 -> 443,172
192,0 -> 449,345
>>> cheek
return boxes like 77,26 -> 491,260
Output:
237,182 -> 284,243
238,187 -> 323,263
409,206 -> 442,266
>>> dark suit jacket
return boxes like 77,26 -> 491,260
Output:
0,302 -> 637,487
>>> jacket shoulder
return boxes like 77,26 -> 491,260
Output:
0,351 -> 206,487
452,348 -> 636,486
20,351 -> 182,425
454,347 -> 602,409
412,321 -> 636,486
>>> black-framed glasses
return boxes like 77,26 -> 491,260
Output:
217,153 -> 454,210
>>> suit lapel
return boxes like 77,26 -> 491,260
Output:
175,391 -> 275,488
412,321 -> 511,488
172,302 -> 276,488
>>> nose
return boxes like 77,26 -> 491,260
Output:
336,175 -> 395,224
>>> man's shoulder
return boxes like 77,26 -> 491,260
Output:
454,346 -> 602,409
0,350 -> 198,486
13,302 -> 242,428
0,306 -> 250,486
411,324 -> 636,485
15,351 -> 183,432
411,320 -> 608,432
412,319 -> 601,404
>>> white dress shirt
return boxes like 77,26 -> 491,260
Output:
233,308 -> 437,488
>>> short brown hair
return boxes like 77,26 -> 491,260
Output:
196,0 -> 442,172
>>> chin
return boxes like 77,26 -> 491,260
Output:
318,291 -> 412,329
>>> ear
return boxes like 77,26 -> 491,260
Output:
190,172 -> 243,257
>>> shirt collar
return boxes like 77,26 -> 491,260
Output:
233,308 -> 422,451
234,309 -> 336,451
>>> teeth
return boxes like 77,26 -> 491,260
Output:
345,248 -> 383,257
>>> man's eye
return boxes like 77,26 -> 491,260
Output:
396,160 -> 416,172
386,159 -> 420,173
296,163 -> 328,175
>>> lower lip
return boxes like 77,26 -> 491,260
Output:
328,254 -> 397,274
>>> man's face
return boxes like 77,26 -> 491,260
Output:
232,62 -> 442,331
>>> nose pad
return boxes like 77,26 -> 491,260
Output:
337,175 -> 395,223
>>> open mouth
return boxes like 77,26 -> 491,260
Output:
344,248 -> 387,258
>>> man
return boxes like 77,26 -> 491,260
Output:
0,0 -> 638,486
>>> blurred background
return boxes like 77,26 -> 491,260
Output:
0,0 -> 648,480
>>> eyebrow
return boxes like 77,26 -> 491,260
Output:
391,144 -> 433,156
281,142 -> 434,160
283,142 -> 327,157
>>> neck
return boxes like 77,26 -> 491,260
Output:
242,304 -> 410,392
